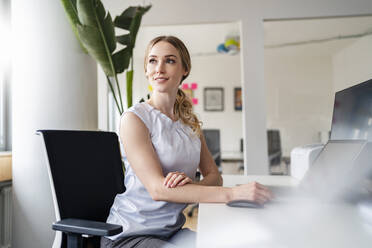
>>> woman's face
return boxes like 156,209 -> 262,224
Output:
145,41 -> 187,94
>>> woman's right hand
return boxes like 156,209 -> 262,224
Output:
163,171 -> 192,188
231,182 -> 273,205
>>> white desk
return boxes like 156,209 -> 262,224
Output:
221,151 -> 243,162
197,175 -> 372,248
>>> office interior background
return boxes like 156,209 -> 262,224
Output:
1,0 -> 372,247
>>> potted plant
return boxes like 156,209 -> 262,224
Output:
61,0 -> 151,114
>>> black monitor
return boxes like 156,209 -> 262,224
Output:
330,79 -> 372,141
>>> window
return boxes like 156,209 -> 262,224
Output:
0,0 -> 11,151
0,79 -> 4,151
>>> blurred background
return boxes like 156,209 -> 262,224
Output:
1,0 -> 372,247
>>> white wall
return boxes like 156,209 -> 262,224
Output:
102,0 -> 372,175
0,0 -> 11,151
191,54 -> 243,152
264,20 -> 372,156
333,35 -> 372,91
265,53 -> 334,156
12,1 -> 97,247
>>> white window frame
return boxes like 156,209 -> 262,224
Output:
0,77 -> 5,151
0,0 -> 11,151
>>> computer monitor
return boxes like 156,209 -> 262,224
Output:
300,140 -> 368,200
329,78 -> 372,194
330,79 -> 372,141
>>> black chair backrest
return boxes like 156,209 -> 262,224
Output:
39,130 -> 125,223
267,129 -> 281,155
267,129 -> 282,165
202,129 -> 221,166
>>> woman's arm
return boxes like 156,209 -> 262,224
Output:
121,112 -> 272,204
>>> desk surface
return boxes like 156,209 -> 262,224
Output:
0,151 -> 11,156
221,151 -> 243,161
197,175 -> 372,248
0,151 -> 12,182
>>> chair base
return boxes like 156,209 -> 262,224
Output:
67,233 -> 83,248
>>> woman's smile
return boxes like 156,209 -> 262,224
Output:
154,76 -> 169,83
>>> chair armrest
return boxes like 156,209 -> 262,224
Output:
52,218 -> 122,236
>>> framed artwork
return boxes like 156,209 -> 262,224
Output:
234,87 -> 242,111
204,87 -> 224,111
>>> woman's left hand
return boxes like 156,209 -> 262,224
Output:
164,171 -> 192,188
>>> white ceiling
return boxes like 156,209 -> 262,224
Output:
133,22 -> 240,57
264,15 -> 372,56
264,15 -> 372,46
132,15 -> 372,58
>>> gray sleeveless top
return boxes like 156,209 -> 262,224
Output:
106,102 -> 201,240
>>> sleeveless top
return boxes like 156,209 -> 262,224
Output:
106,102 -> 201,240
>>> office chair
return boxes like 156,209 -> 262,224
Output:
37,130 -> 125,248
202,129 -> 221,169
267,129 -> 284,175
188,129 -> 221,217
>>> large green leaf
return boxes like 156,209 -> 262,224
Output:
77,0 -> 95,26
121,6 -> 138,18
60,0 -> 151,114
114,7 -> 138,30
112,47 -> 131,74
116,34 -> 131,47
113,5 -> 151,75
60,0 -> 87,52
127,6 -> 151,48
76,0 -> 116,76
61,0 -> 80,28
77,0 -> 115,51
77,25 -> 110,75
114,5 -> 151,109
114,5 -> 151,48
102,12 -> 116,52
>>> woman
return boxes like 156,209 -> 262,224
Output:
101,36 -> 273,248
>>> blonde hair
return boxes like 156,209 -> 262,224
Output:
144,36 -> 202,136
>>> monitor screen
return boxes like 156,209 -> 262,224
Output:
300,140 -> 368,200
330,79 -> 372,141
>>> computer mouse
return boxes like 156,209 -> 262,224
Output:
226,200 -> 264,208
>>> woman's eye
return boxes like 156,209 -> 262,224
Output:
166,58 -> 175,64
149,59 -> 156,64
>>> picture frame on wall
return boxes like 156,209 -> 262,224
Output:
204,87 -> 224,111
234,87 -> 242,111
